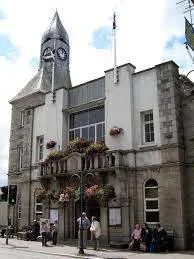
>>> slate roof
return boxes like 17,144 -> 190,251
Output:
10,67 -> 51,103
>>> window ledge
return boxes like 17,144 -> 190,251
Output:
138,143 -> 157,149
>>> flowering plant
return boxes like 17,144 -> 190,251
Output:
85,184 -> 100,197
36,189 -> 59,202
85,184 -> 116,206
66,138 -> 90,154
46,150 -> 64,161
85,141 -> 108,156
59,184 -> 80,202
109,127 -> 123,136
46,140 -> 56,149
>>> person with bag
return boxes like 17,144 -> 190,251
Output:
129,224 -> 142,251
90,216 -> 101,250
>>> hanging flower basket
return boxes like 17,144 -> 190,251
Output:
59,184 -> 80,202
85,184 -> 116,206
36,189 -> 59,202
59,193 -> 70,202
46,140 -> 57,149
85,141 -> 108,156
109,127 -> 123,136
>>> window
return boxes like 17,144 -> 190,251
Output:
142,110 -> 154,143
109,207 -> 122,226
36,136 -> 44,161
144,179 -> 159,224
20,111 -> 24,127
26,110 -> 31,124
18,147 -> 23,171
69,106 -> 105,142
35,194 -> 43,222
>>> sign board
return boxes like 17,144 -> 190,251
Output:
50,209 -> 58,223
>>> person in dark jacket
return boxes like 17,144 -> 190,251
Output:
141,223 -> 152,248
152,223 -> 167,251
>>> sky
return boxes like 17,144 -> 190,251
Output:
0,0 -> 193,186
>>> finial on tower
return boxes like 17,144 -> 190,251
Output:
41,11 -> 69,45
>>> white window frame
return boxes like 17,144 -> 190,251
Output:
144,179 -> 159,225
20,111 -> 24,127
35,196 -> 43,222
36,136 -> 44,162
18,199 -> 22,219
18,147 -> 23,171
69,121 -> 105,143
142,110 -> 155,144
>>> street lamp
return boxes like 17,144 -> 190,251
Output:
69,171 -> 95,255
79,171 -> 84,254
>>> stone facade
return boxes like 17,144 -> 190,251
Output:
7,11 -> 194,251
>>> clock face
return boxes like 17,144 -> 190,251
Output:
57,47 -> 67,60
43,47 -> 52,59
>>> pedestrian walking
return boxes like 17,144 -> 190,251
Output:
52,220 -> 58,246
77,212 -> 91,249
40,221 -> 49,247
90,216 -> 101,250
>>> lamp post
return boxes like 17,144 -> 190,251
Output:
70,171 -> 95,255
79,171 -> 84,254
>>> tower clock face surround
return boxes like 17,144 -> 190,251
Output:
57,47 -> 67,60
43,47 -> 52,59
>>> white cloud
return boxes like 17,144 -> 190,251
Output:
0,0 -> 193,185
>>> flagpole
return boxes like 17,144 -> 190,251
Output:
113,12 -> 118,84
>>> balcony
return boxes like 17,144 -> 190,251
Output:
38,150 -> 124,178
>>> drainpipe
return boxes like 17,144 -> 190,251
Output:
28,108 -> 34,225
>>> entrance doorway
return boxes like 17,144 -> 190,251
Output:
75,198 -> 100,238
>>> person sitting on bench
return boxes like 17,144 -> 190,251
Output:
152,223 -> 167,251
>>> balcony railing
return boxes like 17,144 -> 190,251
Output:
38,151 -> 123,177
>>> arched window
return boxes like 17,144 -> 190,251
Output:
18,198 -> 22,219
35,190 -> 43,222
144,179 -> 159,224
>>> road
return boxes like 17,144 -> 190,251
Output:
0,247 -> 71,259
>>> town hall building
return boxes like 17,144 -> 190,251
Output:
8,11 -> 194,250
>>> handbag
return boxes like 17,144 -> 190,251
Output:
129,239 -> 134,250
140,242 -> 147,252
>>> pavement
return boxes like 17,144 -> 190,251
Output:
0,237 -> 194,259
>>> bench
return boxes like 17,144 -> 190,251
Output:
164,229 -> 175,251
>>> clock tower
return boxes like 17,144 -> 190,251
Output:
40,11 -> 71,90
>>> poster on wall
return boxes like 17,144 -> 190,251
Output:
109,207 -> 121,226
50,209 -> 58,223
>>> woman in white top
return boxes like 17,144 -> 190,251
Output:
90,216 -> 101,250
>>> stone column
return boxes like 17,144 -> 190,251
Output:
100,207 -> 108,244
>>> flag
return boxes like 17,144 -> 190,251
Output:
185,17 -> 194,51
113,12 -> 116,30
